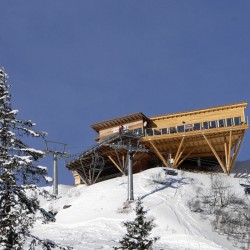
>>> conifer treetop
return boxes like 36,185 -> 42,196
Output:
0,67 -> 71,250
114,198 -> 159,250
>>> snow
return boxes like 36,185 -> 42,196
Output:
37,165 -> 48,171
20,148 -> 44,155
15,155 -> 32,163
0,95 -> 7,100
44,176 -> 53,183
9,109 -> 18,115
31,163 -> 250,250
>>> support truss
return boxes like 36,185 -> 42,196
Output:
78,152 -> 105,185
173,136 -> 186,168
149,140 -> 168,166
230,132 -> 245,173
203,134 -> 227,173
107,155 -> 124,174
149,137 -> 189,168
203,131 -> 244,174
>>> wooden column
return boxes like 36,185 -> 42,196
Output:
173,136 -> 185,167
149,140 -> 168,166
224,138 -> 228,170
203,134 -> 227,173
226,130 -> 232,172
108,155 -> 124,174
176,149 -> 194,168
230,133 -> 244,173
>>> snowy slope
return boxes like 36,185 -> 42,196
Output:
31,163 -> 250,250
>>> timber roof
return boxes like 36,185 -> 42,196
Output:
150,101 -> 248,121
91,102 -> 248,133
91,112 -> 149,132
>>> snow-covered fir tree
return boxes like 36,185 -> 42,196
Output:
114,198 -> 159,250
0,68 -> 71,250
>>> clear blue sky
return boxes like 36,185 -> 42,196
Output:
1,1 -> 250,185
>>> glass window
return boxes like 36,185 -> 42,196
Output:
209,121 -> 217,129
146,128 -> 153,136
218,119 -> 225,128
226,118 -> 232,127
177,125 -> 184,133
169,127 -> 177,133
193,123 -> 201,130
185,124 -> 193,131
203,122 -> 209,129
154,129 -> 161,135
161,128 -> 168,134
234,117 -> 241,126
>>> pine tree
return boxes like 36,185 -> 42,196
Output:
114,198 -> 159,250
0,68 -> 71,250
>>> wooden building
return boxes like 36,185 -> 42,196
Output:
67,102 -> 248,185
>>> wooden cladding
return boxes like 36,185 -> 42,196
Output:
99,120 -> 144,138
94,102 -> 248,174
151,105 -> 247,129
91,112 -> 148,133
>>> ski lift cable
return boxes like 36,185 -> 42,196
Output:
186,157 -> 218,165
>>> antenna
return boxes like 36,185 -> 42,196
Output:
44,140 -> 72,195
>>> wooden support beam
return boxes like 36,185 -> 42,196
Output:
230,134 -> 244,173
77,169 -> 89,186
175,151 -> 184,166
203,134 -> 227,173
79,159 -> 91,185
224,141 -> 228,169
227,130 -> 232,172
108,155 -> 124,174
173,136 -> 185,167
176,149 -> 194,167
114,148 -> 123,172
93,168 -> 104,184
149,140 -> 168,166
122,155 -> 125,170
174,145 -> 187,167
133,153 -> 146,167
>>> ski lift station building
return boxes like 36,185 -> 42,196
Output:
67,102 -> 248,186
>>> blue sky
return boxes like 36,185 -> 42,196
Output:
1,1 -> 250,185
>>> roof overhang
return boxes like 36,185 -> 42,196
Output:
150,101 -> 248,121
91,112 -> 149,133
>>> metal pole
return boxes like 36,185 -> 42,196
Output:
53,153 -> 58,195
128,149 -> 134,201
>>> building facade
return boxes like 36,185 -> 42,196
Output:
67,102 -> 248,185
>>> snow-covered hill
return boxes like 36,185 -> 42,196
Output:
31,162 -> 250,250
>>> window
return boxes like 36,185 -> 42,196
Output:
234,117 -> 241,126
145,128 -> 153,136
218,119 -> 225,128
161,128 -> 168,134
177,125 -> 184,133
193,123 -> 201,130
154,129 -> 161,135
226,118 -> 232,127
203,122 -> 209,129
169,127 -> 177,133
185,124 -> 193,131
209,121 -> 217,129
